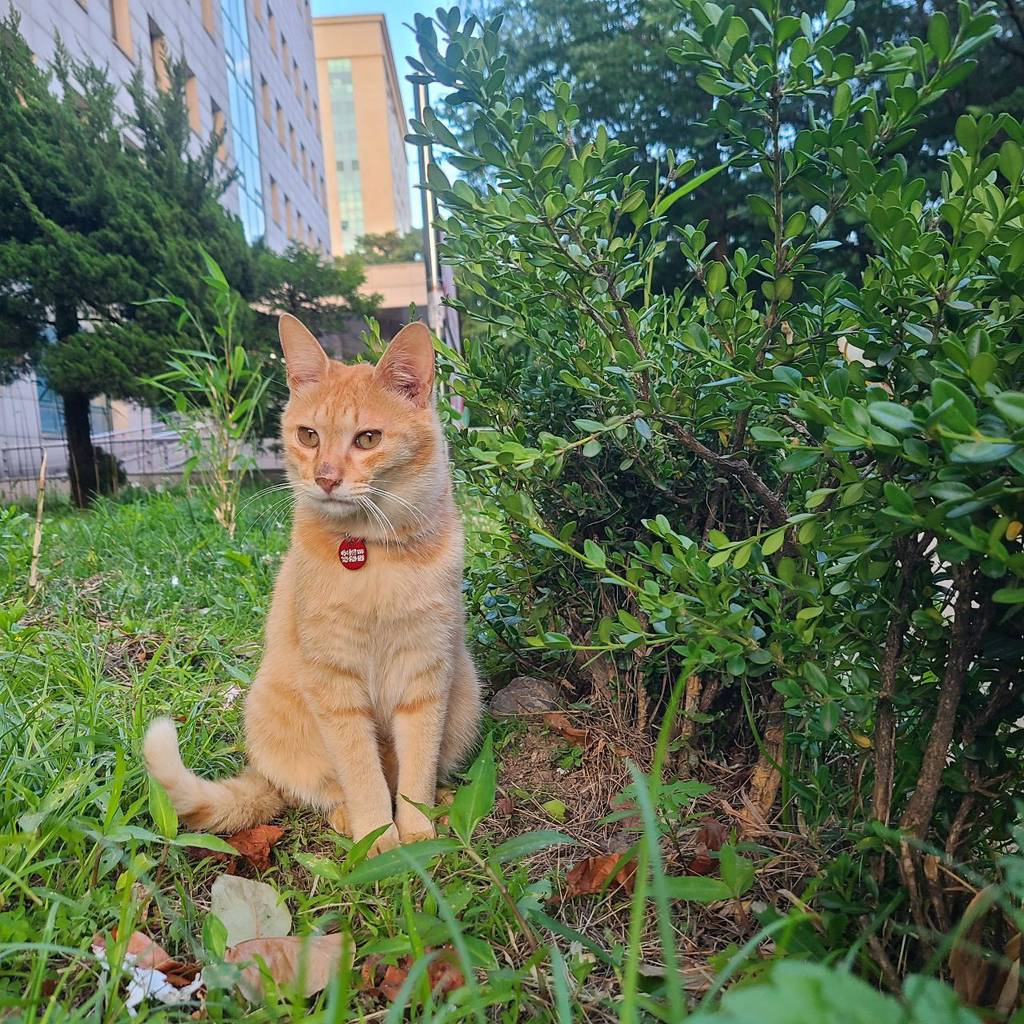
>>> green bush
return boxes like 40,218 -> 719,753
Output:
410,0 -> 1024,965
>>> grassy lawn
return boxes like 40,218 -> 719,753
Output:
0,488 -> 678,1021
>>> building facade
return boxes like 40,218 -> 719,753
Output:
313,14 -> 413,257
313,14 -> 425,352
11,0 -> 330,253
1,0 -> 332,496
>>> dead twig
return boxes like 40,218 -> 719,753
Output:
27,449 -> 47,593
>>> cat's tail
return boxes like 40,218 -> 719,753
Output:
143,717 -> 284,834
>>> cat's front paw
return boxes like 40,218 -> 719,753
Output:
396,805 -> 436,845
357,822 -> 400,857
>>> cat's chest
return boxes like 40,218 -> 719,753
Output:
291,543 -> 459,637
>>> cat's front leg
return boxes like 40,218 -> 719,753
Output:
307,674 -> 399,856
390,669 -> 448,844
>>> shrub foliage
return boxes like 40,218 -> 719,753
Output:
410,0 -> 1024,955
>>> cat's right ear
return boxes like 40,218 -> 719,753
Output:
278,314 -> 329,389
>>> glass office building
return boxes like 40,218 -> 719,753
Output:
327,58 -> 365,252
220,0 -> 266,243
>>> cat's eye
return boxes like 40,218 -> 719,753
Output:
354,430 -> 382,450
297,426 -> 319,448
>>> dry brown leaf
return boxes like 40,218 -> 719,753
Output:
543,712 -> 591,746
687,851 -> 715,876
948,887 -> 1023,1012
563,853 -> 636,899
225,933 -> 347,1001
361,947 -> 465,1004
747,693 -> 784,818
496,794 -> 516,817
92,929 -> 175,973
695,818 -> 727,852
995,933 -> 1021,1018
91,929 -> 202,988
426,950 -> 465,997
686,817 -> 726,875
227,824 -> 285,872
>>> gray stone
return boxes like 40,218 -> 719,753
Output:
488,676 -> 562,717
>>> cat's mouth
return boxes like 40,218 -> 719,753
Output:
304,486 -> 359,511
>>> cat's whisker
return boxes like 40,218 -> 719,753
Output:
358,495 -> 393,549
361,494 -> 399,548
360,485 -> 429,525
238,482 -> 294,516
241,491 -> 294,539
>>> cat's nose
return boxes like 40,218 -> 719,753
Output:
315,473 -> 341,494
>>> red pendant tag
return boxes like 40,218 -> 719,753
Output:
338,536 -> 367,570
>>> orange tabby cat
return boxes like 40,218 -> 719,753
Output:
144,315 -> 481,855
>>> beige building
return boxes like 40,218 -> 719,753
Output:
314,14 -> 425,347
314,14 -> 413,253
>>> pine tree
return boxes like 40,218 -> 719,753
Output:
0,14 -> 256,505
256,243 -> 380,338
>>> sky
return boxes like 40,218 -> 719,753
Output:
311,0 -> 438,228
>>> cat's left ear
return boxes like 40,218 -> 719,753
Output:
374,322 -> 435,407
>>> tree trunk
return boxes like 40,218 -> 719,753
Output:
63,392 -> 98,507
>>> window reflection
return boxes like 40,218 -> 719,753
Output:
220,0 -> 266,242
327,58 -> 363,251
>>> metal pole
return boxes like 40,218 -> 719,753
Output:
415,80 -> 443,339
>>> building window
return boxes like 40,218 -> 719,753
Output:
212,99 -> 226,161
36,377 -> 64,436
300,142 -> 307,184
149,20 -> 169,91
275,101 -> 284,144
185,71 -> 201,134
271,176 -> 280,224
260,76 -> 270,125
327,58 -> 364,251
220,0 -> 266,242
292,60 -> 300,99
288,122 -> 296,166
285,194 -> 293,238
254,0 -> 262,21
281,35 -> 288,75
109,0 -> 132,57
296,210 -> 302,241
201,0 -> 216,36
303,81 -> 310,119
268,8 -> 276,51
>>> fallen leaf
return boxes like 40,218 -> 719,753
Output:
362,955 -> 408,1002
949,886 -> 1021,1011
496,794 -> 516,817
687,851 -> 715,876
210,874 -> 292,947
563,853 -> 636,899
687,818 -> 727,875
227,824 -> 285,872
426,949 -> 465,997
225,933 -> 348,1001
747,694 -> 784,817
695,818 -> 727,852
91,932 -> 205,1010
543,712 -> 591,746
92,929 -> 175,973
361,946 -> 465,1004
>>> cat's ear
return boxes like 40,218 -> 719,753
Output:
374,321 -> 435,407
278,314 -> 329,389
